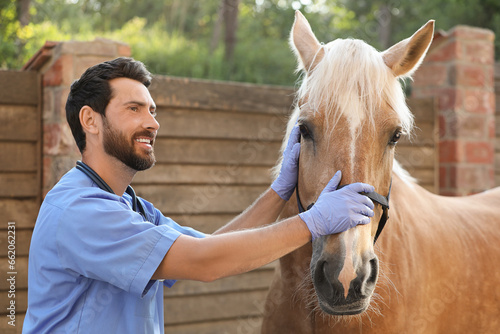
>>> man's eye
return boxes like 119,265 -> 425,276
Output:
130,106 -> 138,112
150,110 -> 157,117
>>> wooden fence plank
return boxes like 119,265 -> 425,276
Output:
165,317 -> 262,334
0,71 -> 38,106
133,164 -> 273,186
407,168 -> 435,185
165,267 -> 275,297
0,173 -> 38,198
0,230 -> 32,258
0,142 -> 38,172
407,97 -> 436,121
154,139 -> 281,166
156,108 -> 287,141
0,199 -> 39,229
0,105 -> 39,141
395,146 -> 435,169
0,320 -> 24,334
0,257 -> 28,290
0,290 -> 27,314
167,213 -> 240,234
149,76 -> 294,115
135,184 -> 267,215
399,122 -> 436,146
164,290 -> 268,325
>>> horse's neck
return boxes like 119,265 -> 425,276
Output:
379,172 -> 449,254
378,172 -> 500,278
386,172 -> 500,243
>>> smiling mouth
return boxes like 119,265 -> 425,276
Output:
135,137 -> 154,148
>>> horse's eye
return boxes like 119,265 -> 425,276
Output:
299,124 -> 313,140
390,130 -> 402,145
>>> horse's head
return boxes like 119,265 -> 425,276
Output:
283,12 -> 434,316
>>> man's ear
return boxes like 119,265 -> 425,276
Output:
79,106 -> 100,135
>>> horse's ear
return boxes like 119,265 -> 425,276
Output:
290,11 -> 325,72
382,20 -> 435,77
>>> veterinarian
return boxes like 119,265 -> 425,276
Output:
23,57 -> 375,333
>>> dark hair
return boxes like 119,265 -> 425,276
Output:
65,57 -> 152,153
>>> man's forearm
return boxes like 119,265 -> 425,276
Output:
214,187 -> 286,235
154,215 -> 311,282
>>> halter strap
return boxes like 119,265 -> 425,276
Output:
296,179 -> 391,244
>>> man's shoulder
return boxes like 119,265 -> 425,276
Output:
44,167 -> 120,210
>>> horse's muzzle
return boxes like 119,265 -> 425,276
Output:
312,252 -> 379,315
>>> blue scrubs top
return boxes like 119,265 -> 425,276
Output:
23,167 -> 205,334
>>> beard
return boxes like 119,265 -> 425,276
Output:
102,117 -> 156,171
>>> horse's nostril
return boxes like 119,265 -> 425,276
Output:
313,260 -> 336,299
367,257 -> 379,284
321,261 -> 336,299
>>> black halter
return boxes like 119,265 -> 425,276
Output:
296,180 -> 391,244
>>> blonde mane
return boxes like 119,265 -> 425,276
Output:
273,38 -> 416,185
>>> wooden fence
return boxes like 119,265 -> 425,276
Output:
0,69 -> 442,334
138,76 -> 293,333
0,70 -> 41,333
135,76 -> 437,333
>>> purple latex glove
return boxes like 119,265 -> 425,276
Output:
299,171 -> 375,240
271,125 -> 301,201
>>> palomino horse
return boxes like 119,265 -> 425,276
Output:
262,11 -> 500,333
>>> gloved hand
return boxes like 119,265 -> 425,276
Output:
299,171 -> 375,240
271,125 -> 301,201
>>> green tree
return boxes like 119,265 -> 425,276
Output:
340,0 -> 500,56
2,0 -> 500,84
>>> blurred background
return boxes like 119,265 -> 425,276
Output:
1,0 -> 500,86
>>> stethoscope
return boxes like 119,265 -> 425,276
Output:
76,161 -> 148,220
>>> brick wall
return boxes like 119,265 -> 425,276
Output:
23,39 -> 132,196
412,26 -> 496,195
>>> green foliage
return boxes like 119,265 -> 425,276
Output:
111,18 -> 218,79
413,0 -> 500,64
1,0 -> 500,85
342,0 -> 500,57
0,1 -> 20,68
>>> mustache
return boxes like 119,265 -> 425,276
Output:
134,130 -> 156,140
133,130 -> 157,146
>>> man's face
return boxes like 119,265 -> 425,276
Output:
102,78 -> 159,171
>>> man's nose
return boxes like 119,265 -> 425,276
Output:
144,112 -> 160,131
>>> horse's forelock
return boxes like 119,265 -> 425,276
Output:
273,38 -> 416,182
299,38 -> 414,135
